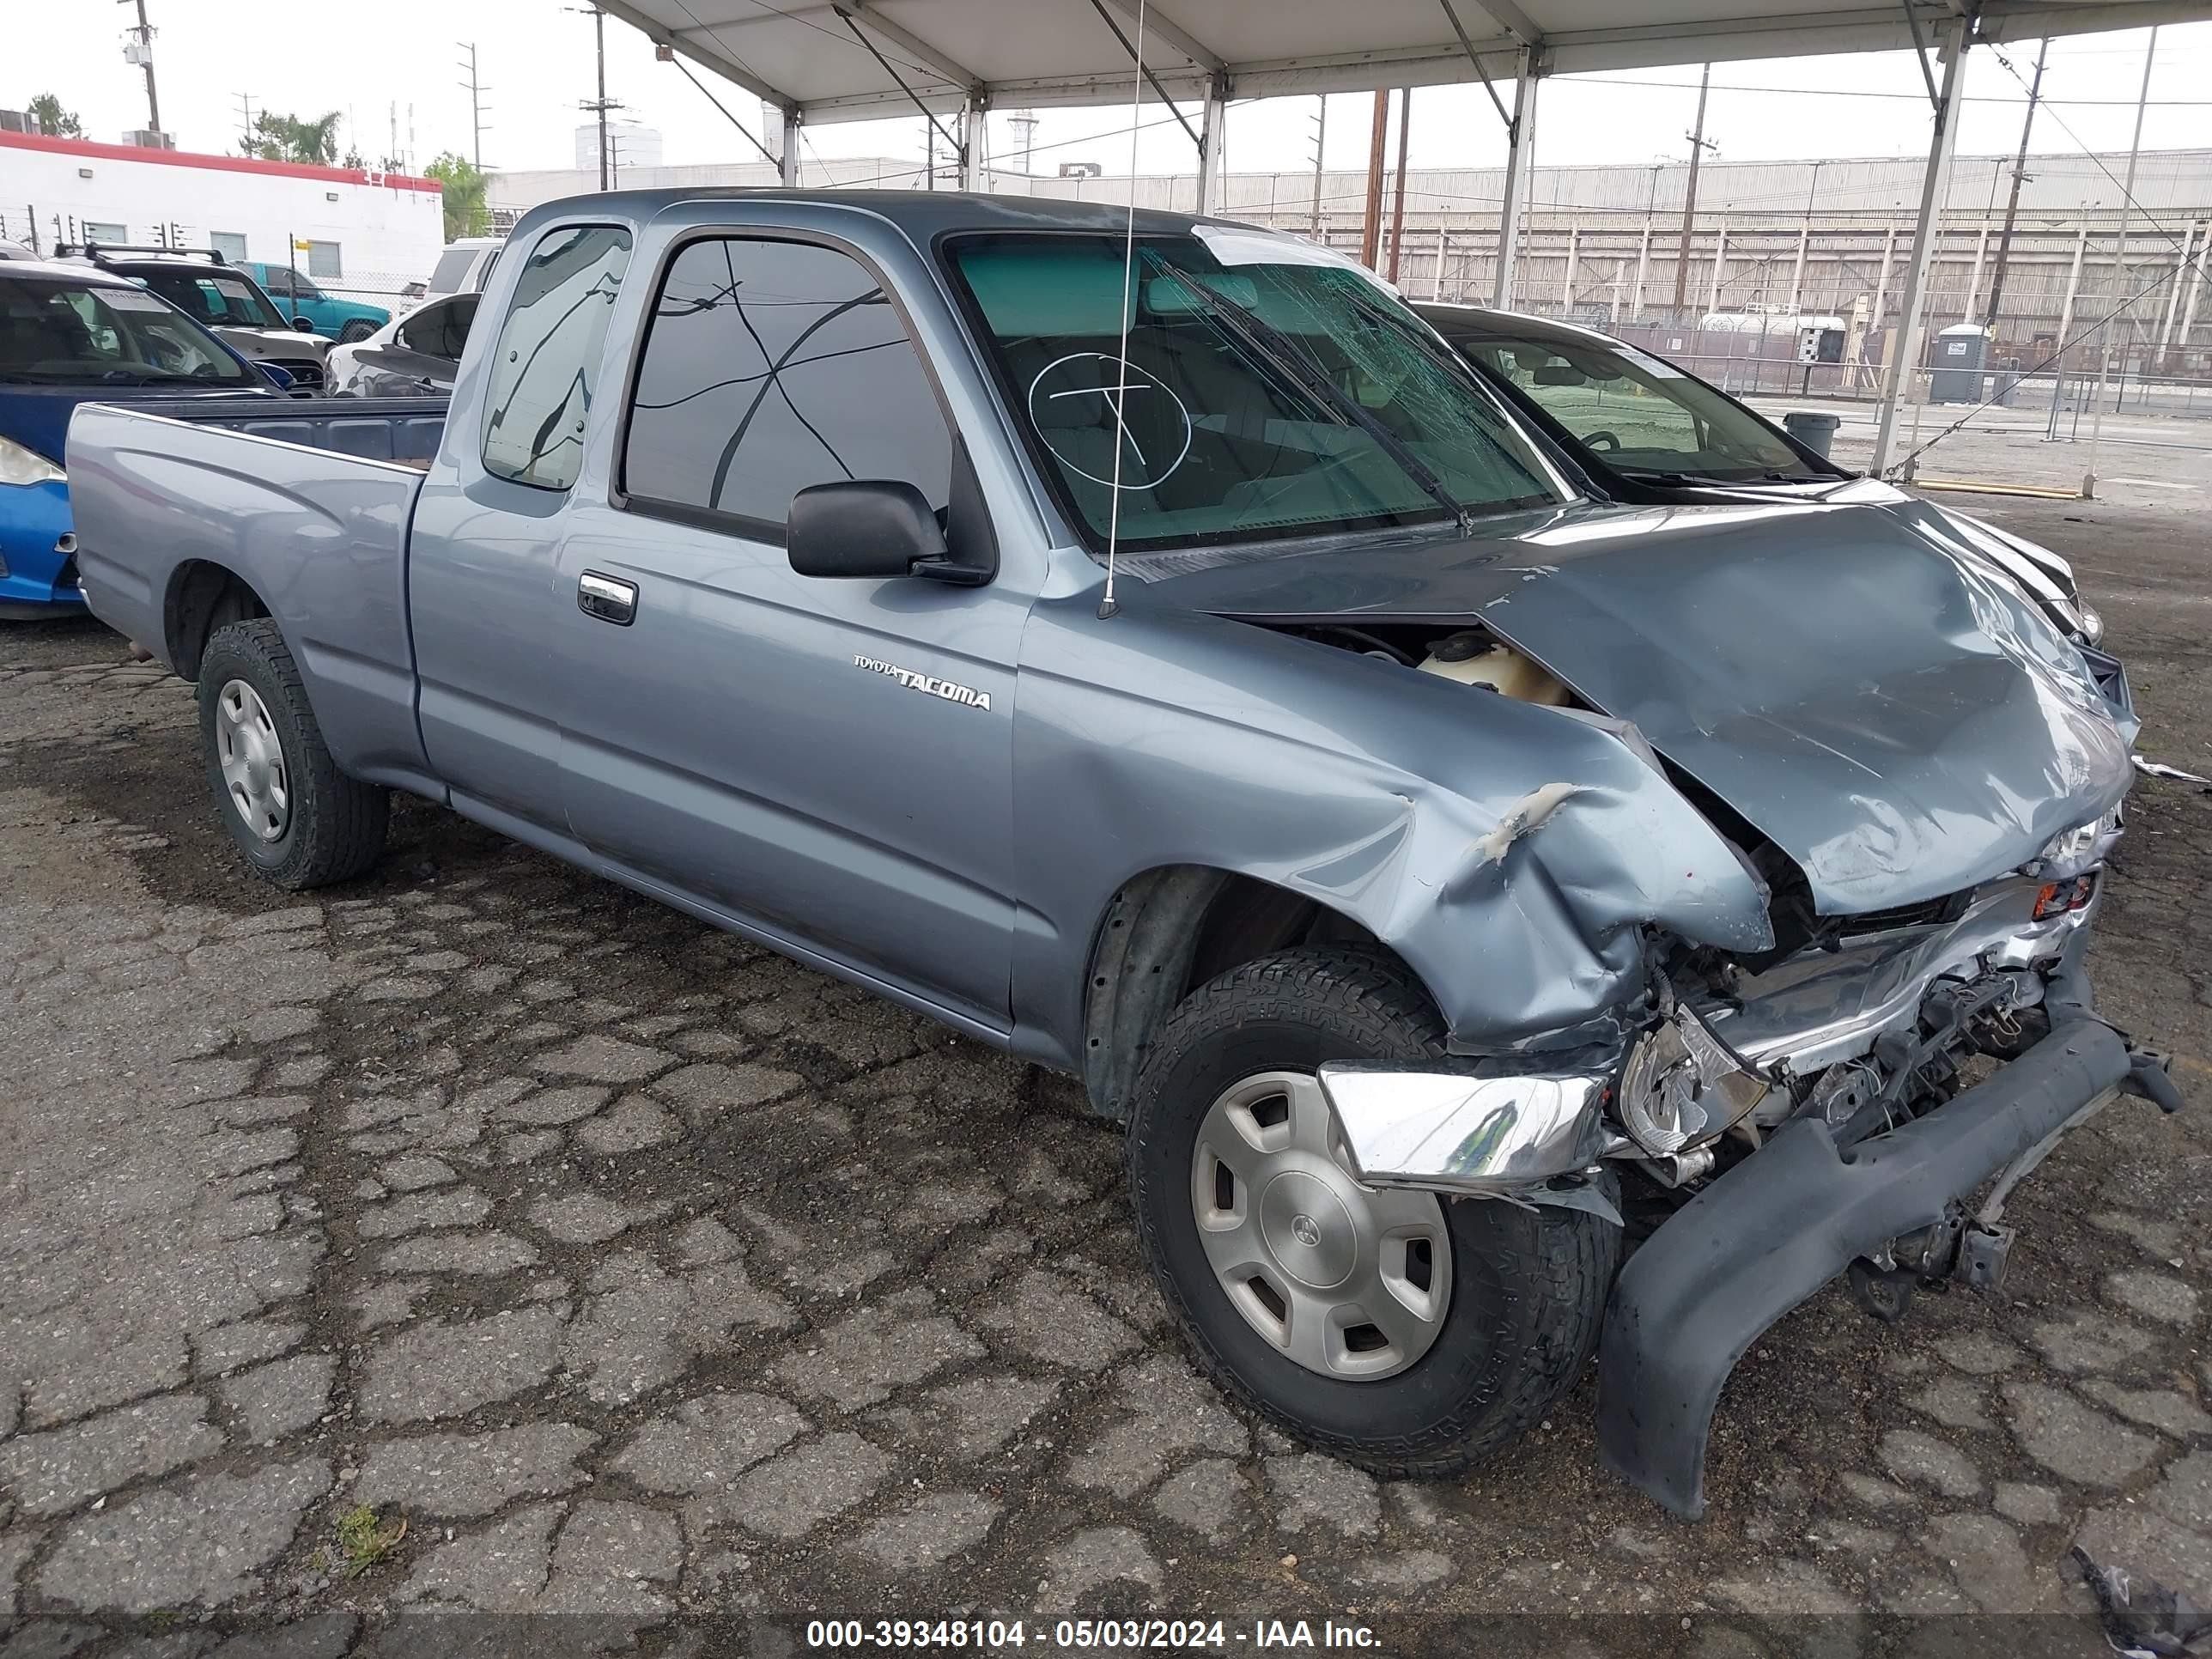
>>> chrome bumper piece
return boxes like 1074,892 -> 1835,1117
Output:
1316,1062 -> 1613,1194
1318,873 -> 2107,1198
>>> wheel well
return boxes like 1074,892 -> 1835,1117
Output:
166,562 -> 270,682
1079,866 -> 1424,1120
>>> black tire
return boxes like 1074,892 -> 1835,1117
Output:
198,619 -> 389,889
339,319 -> 377,343
1127,947 -> 1619,1477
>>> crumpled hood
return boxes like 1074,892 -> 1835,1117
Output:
1142,500 -> 2133,914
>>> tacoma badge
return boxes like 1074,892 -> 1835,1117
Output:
853,653 -> 993,712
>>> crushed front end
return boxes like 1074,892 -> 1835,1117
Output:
1318,811 -> 2178,1519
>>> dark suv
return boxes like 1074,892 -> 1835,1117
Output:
63,246 -> 332,393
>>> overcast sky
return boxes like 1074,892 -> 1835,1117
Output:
12,3 -> 2211,188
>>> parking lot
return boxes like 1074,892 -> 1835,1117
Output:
2,483 -> 2209,1652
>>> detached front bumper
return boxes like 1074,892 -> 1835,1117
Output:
1594,930 -> 2167,1518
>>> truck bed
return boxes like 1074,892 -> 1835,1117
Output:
68,398 -> 449,794
104,394 -> 448,464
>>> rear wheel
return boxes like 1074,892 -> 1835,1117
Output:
198,619 -> 388,889
1127,947 -> 1618,1475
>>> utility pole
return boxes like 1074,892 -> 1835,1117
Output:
120,0 -> 161,136
1309,95 -> 1327,239
568,6 -> 619,191
234,92 -> 255,151
1669,63 -> 1714,316
1982,37 -> 2047,338
2082,27 -> 2157,499
1359,90 -> 1388,270
458,41 -> 490,170
1387,88 -> 1411,283
1008,110 -> 1038,174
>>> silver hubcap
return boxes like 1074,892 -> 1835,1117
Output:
215,679 -> 289,842
1189,1071 -> 1452,1380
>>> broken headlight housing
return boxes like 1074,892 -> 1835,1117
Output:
2023,804 -> 2123,882
1616,1002 -> 1769,1156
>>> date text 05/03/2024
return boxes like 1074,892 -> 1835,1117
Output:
803,1619 -> 1383,1650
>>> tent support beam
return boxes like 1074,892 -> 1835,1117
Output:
1437,0 -> 1516,128
593,0 -> 800,112
1195,74 -> 1227,214
1083,0 -> 1206,151
781,106 -> 802,185
1869,14 -> 1967,477
833,0 -> 984,96
1093,0 -> 1224,72
1492,47 -> 1539,307
960,98 -> 987,190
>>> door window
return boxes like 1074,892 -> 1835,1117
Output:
479,225 -> 631,491
398,295 -> 478,361
622,236 -> 951,536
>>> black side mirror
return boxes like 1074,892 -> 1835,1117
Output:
292,315 -> 316,331
787,480 -> 981,585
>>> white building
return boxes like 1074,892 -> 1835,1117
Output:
0,131 -> 444,301
574,122 -> 663,174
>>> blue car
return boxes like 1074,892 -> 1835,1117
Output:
2,258 -> 285,617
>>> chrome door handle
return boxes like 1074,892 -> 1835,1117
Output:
578,570 -> 637,626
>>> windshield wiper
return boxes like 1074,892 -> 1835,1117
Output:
1146,254 -> 1477,535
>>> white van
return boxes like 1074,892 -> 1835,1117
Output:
422,237 -> 504,301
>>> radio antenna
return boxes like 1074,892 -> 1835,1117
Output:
1097,0 -> 1146,620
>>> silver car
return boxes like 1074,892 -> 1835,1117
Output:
326,293 -> 478,397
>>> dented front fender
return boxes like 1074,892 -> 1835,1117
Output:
1009,592 -> 1771,1065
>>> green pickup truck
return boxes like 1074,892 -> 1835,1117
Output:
238,261 -> 389,342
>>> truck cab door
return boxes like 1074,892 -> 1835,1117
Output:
408,224 -> 635,836
552,232 -> 1022,1032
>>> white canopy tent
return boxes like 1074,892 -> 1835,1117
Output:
596,0 -> 2212,472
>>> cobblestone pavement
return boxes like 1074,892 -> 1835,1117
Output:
3,497 -> 2209,1656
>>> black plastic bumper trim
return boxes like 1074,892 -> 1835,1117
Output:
1593,1009 -> 2131,1519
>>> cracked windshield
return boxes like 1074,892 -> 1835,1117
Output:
949,233 -> 1567,553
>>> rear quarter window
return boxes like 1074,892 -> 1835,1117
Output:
479,226 -> 632,491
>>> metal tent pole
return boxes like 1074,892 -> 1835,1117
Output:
1492,48 -> 1537,308
1869,16 -> 1968,478
780,107 -> 801,185
2081,26 -> 2157,500
1196,75 -> 1227,215
960,99 -> 987,191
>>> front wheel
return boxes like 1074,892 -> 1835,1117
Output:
1126,948 -> 1618,1476
339,319 -> 378,343
198,619 -> 389,889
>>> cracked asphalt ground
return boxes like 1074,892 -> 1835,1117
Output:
2,490 -> 2209,1656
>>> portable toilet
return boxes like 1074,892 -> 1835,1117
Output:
1930,321 -> 1991,403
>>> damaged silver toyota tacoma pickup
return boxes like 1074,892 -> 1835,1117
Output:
65,192 -> 2174,1517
